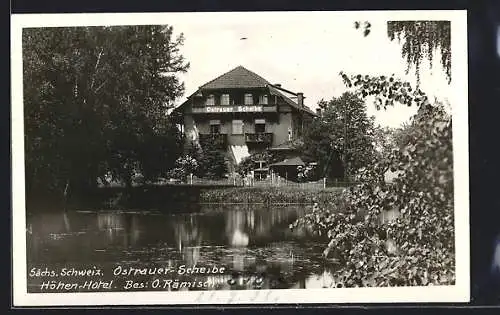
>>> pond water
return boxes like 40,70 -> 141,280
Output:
26,204 -> 339,292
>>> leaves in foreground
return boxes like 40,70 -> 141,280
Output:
292,73 -> 454,287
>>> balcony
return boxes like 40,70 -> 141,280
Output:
199,133 -> 228,149
245,133 -> 273,144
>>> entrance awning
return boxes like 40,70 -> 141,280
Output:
269,156 -> 305,167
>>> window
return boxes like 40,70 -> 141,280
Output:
255,119 -> 266,133
232,120 -> 244,135
210,124 -> 220,134
220,94 -> 230,106
244,93 -> 253,105
205,94 -> 215,106
210,120 -> 221,134
288,127 -> 293,141
259,94 -> 268,105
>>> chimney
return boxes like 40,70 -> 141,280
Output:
316,108 -> 322,117
297,92 -> 304,107
274,83 -> 281,88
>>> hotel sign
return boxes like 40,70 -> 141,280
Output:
191,105 -> 277,114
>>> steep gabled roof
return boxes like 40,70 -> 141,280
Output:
268,85 -> 316,116
175,66 -> 316,117
200,66 -> 269,89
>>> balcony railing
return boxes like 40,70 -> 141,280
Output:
245,132 -> 273,144
199,133 -> 228,149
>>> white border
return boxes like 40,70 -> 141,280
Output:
11,10 -> 470,306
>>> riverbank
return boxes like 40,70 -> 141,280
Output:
199,186 -> 345,205
27,185 -> 346,212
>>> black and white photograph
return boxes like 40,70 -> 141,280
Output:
11,11 -> 469,305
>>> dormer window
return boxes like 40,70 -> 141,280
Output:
244,93 -> 253,105
259,94 -> 268,105
220,94 -> 230,106
206,94 -> 215,106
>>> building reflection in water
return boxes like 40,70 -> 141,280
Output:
96,212 -> 141,247
27,203 -> 335,290
173,214 -> 204,267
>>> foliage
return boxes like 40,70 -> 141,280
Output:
387,21 -> 451,85
340,71 -> 431,110
354,21 -> 371,37
300,92 -> 377,181
297,164 -> 319,183
236,151 -> 280,176
166,155 -> 199,181
200,186 -> 343,205
197,142 -> 229,180
23,26 -> 189,196
293,75 -> 455,287
392,122 -> 417,150
353,20 -> 451,85
182,140 -> 228,179
372,125 -> 397,160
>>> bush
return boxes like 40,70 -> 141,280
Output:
198,149 -> 228,180
166,155 -> 198,181
297,164 -> 319,182
197,140 -> 228,179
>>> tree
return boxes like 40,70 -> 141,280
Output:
166,155 -> 199,182
301,92 -> 377,181
236,151 -> 280,177
372,125 -> 397,160
354,20 -> 451,85
180,140 -> 229,179
23,26 -> 189,197
197,141 -> 229,180
294,20 -> 455,287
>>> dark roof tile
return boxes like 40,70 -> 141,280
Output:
200,66 -> 269,89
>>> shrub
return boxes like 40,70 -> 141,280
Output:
297,164 -> 319,182
166,155 -> 199,181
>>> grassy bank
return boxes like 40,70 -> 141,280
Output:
199,186 -> 345,205
27,185 -> 346,212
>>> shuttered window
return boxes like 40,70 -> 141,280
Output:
232,120 -> 244,135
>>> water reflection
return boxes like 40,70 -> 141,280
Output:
27,204 -> 337,292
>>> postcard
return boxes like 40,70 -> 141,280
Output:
11,10 -> 469,306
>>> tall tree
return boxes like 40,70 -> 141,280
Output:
23,26 -> 189,196
301,92 -> 376,181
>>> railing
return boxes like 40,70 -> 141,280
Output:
189,176 -> 244,187
199,133 -> 227,149
245,132 -> 273,144
248,178 -> 327,190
